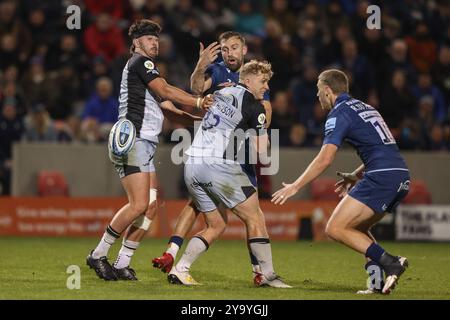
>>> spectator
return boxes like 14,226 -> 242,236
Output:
270,90 -> 295,146
405,21 -> 438,73
81,77 -> 118,143
0,33 -> 21,70
321,22 -> 353,66
431,45 -> 450,108
83,55 -> 111,97
0,0 -> 32,68
197,0 -> 235,35
47,33 -> 86,72
379,39 -> 417,91
22,103 -> 58,142
338,38 -> 374,100
262,19 -> 297,93
0,97 -> 24,194
157,34 -> 190,90
234,0 -> 266,37
291,65 -> 319,125
427,123 -> 446,151
411,72 -> 447,123
418,95 -> 437,133
83,13 -> 126,63
265,0 -> 297,35
84,0 -> 127,20
397,118 -> 425,150
292,18 -> 323,67
1,81 -> 27,118
305,102 -> 327,147
443,120 -> 450,150
380,70 -> 417,130
21,55 -> 57,113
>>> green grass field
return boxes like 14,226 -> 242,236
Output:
0,237 -> 449,300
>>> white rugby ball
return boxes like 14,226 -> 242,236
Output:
108,118 -> 136,156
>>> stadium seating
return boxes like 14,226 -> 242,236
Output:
37,170 -> 69,197
403,179 -> 432,204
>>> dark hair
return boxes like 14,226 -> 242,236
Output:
128,19 -> 162,52
318,69 -> 349,94
218,31 -> 246,45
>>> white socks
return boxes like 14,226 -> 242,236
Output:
166,242 -> 181,259
114,239 -> 140,269
92,225 -> 120,259
176,236 -> 209,272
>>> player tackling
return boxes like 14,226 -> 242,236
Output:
152,32 -> 272,285
272,69 -> 410,294
168,60 -> 290,288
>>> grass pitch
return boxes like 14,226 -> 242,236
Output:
0,237 -> 449,300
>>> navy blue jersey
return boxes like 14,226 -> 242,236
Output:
205,61 -> 270,101
323,93 -> 408,172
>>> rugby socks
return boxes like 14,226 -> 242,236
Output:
166,235 -> 184,258
114,239 -> 140,269
365,242 -> 385,263
92,225 -> 120,259
248,238 -> 276,280
176,236 -> 209,272
365,261 -> 385,291
248,250 -> 261,274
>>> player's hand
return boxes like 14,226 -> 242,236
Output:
197,42 -> 221,69
218,82 -> 235,88
271,182 -> 299,205
201,94 -> 214,110
334,171 -> 358,198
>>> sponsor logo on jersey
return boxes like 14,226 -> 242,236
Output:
258,113 -> 266,125
144,60 -> 154,70
325,117 -> 336,130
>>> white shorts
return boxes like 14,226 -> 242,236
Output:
184,158 -> 256,212
109,138 -> 156,178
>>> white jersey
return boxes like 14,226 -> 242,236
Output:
118,53 -> 163,143
186,84 -> 267,160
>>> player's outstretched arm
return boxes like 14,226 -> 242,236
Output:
190,42 -> 220,94
160,100 -> 203,127
149,77 -> 213,110
272,144 -> 338,205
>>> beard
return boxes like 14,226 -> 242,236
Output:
225,57 -> 242,72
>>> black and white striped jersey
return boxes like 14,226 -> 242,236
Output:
118,53 -> 164,143
186,84 -> 267,160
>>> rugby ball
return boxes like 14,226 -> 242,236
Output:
108,118 -> 136,156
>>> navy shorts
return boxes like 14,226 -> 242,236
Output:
348,170 -> 410,214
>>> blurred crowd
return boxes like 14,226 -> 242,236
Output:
0,0 -> 449,194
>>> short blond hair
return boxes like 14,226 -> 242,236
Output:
239,60 -> 273,82
318,69 -> 349,94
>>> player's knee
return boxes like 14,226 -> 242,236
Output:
325,222 -> 341,241
208,216 -> 226,235
130,201 -> 149,216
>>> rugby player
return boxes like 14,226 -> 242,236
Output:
86,19 -> 211,281
152,32 -> 273,285
272,69 -> 409,294
167,60 -> 290,288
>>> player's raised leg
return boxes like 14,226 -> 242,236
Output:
325,195 -> 408,294
152,199 -> 199,273
87,171 -> 150,280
